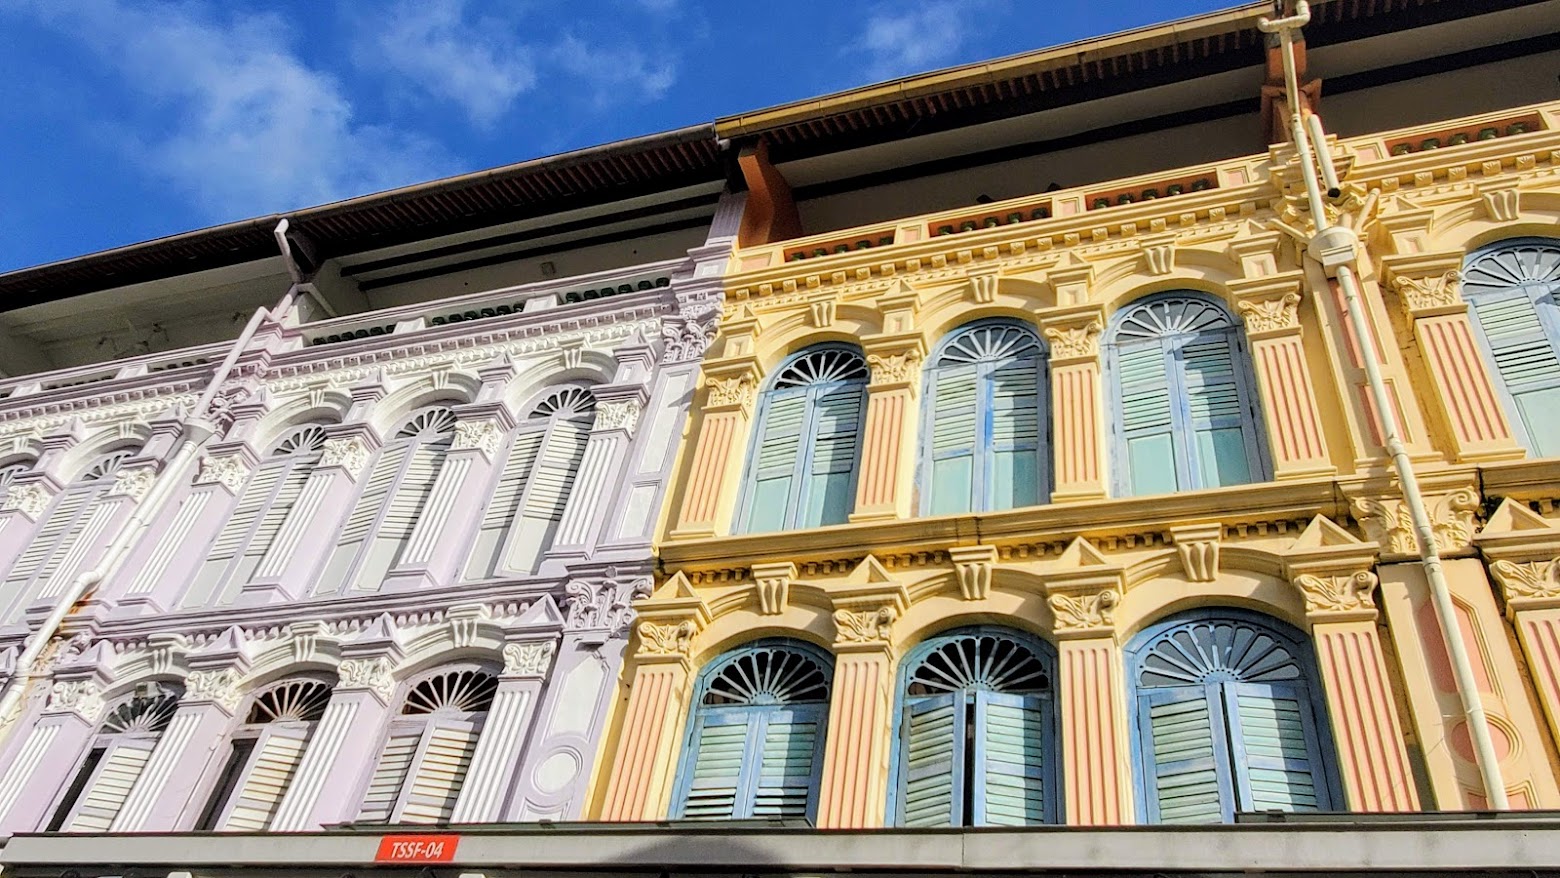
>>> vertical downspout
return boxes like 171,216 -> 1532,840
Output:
0,222 -> 309,742
1258,1 -> 1509,808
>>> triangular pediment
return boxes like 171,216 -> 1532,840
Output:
1480,498 -> 1557,535
1056,537 -> 1110,568
1292,515 -> 1366,548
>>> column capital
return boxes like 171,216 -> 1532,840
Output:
629,571 -> 710,664
335,655 -> 398,703
1039,304 -> 1107,365
194,452 -> 254,495
1380,251 -> 1467,319
501,639 -> 558,680
861,333 -> 927,390
1490,558 -> 1560,613
1229,272 -> 1305,339
829,583 -> 909,655
183,667 -> 245,714
1,479 -> 56,520
1293,570 -> 1379,623
1352,486 -> 1479,557
700,357 -> 763,415
318,423 -> 382,480
44,678 -> 105,722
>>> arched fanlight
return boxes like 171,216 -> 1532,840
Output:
100,691 -> 180,734
245,679 -> 332,724
395,407 -> 458,440
81,449 -> 136,483
531,386 -> 596,419
770,348 -> 869,389
271,424 -> 328,457
702,646 -> 831,706
400,669 -> 498,715
1134,617 -> 1303,688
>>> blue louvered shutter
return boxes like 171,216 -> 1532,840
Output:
1117,342 -> 1179,496
1139,686 -> 1232,824
972,691 -> 1050,825
804,386 -> 864,527
928,364 -> 979,515
1226,682 -> 1328,814
1180,332 -> 1257,488
745,393 -> 806,533
987,358 -> 1042,510
1470,291 -> 1560,457
750,705 -> 826,818
678,711 -> 749,819
898,693 -> 964,827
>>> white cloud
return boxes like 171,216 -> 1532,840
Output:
366,0 -> 538,128
3,0 -> 450,220
854,0 -> 993,82
551,34 -> 678,108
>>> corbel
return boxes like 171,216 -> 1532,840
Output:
948,544 -> 998,601
751,561 -> 797,616
1169,523 -> 1222,583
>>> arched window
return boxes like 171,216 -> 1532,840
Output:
739,346 -> 868,533
890,627 -> 1058,827
45,685 -> 181,832
672,641 -> 832,821
921,321 -> 1047,514
194,679 -> 331,831
1126,610 -> 1340,824
181,425 -> 327,608
464,386 -> 593,579
1462,238 -> 1560,457
357,668 -> 497,825
2,447 -> 137,622
316,407 -> 457,595
1106,294 -> 1268,496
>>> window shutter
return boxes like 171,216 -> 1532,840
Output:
1472,292 -> 1560,456
353,443 -> 446,590
221,726 -> 311,831
678,711 -> 748,820
504,423 -> 588,573
927,364 -> 979,515
898,693 -> 964,828
183,459 -> 284,607
750,706 -> 826,818
357,731 -> 420,824
1181,333 -> 1255,488
4,489 -> 91,586
233,461 -> 312,587
987,358 -> 1041,510
803,386 -> 863,527
1139,687 -> 1232,825
744,393 -> 806,533
1115,342 -> 1179,496
1226,682 -> 1327,814
315,445 -> 410,595
972,691 -> 1049,826
399,721 -> 481,824
463,432 -> 543,580
65,739 -> 157,832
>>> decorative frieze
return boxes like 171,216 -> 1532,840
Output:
195,454 -> 251,493
502,640 -> 556,678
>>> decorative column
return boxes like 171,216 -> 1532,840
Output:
0,674 -> 103,834
1381,252 -> 1525,463
667,357 -> 761,540
1477,499 -> 1560,753
269,627 -> 401,830
596,583 -> 708,821
852,335 -> 924,521
1284,518 -> 1420,812
1230,273 -> 1335,478
240,425 -> 380,603
111,665 -> 243,831
815,584 -> 907,829
449,637 -> 557,823
1041,305 -> 1107,501
1044,553 -> 1132,825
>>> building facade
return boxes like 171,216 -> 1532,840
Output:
1,0 -> 1560,874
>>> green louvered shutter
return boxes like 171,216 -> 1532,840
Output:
1116,342 -> 1179,496
1181,333 -> 1255,488
1226,682 -> 1327,814
399,721 -> 481,824
357,731 -> 420,824
898,693 -> 963,827
65,739 -> 157,832
750,706 -> 826,818
928,364 -> 979,515
1140,687 -> 1231,824
988,358 -> 1041,510
1471,291 -> 1560,457
744,394 -> 806,533
678,712 -> 749,819
973,691 -> 1049,825
804,386 -> 864,527
221,726 -> 311,831
463,432 -> 544,580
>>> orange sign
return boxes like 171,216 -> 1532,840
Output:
375,834 -> 460,863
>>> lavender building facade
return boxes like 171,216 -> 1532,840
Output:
0,144 -> 738,833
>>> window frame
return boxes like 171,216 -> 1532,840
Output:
885,625 -> 1061,827
194,677 -> 332,831
1124,608 -> 1343,824
1459,236 -> 1560,457
44,686 -> 181,833
1104,291 -> 1270,497
917,318 -> 1051,515
734,344 -> 869,534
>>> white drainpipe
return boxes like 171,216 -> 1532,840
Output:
1258,1 -> 1508,808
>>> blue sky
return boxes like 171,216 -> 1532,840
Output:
0,0 -> 1237,273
